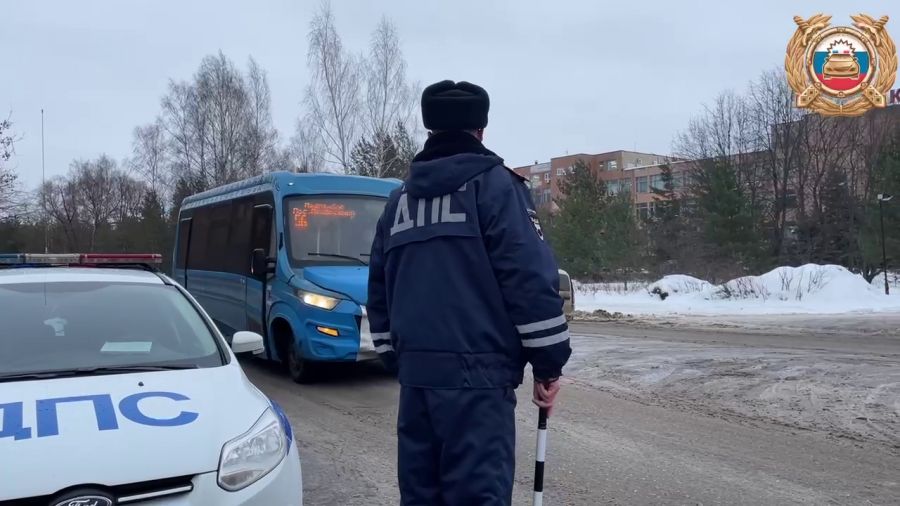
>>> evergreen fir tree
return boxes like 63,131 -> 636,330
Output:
691,159 -> 761,278
551,159 -> 607,279
860,140 -> 900,281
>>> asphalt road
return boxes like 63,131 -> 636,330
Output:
244,321 -> 900,505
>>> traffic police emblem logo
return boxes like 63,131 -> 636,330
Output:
786,13 -> 898,116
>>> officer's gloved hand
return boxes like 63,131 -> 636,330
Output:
532,378 -> 561,417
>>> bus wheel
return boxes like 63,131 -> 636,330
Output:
287,342 -> 315,384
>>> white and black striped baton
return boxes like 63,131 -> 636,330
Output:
533,407 -> 549,506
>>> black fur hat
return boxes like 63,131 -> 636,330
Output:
421,80 -> 490,131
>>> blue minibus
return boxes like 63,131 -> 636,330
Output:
173,171 -> 400,382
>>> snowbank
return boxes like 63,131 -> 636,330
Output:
870,271 -> 900,292
576,264 -> 900,316
647,275 -> 711,299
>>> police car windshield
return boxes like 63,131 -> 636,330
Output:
0,281 -> 224,376
285,195 -> 387,267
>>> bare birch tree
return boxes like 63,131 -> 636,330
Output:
245,56 -> 279,175
0,114 -> 19,217
195,52 -> 251,185
73,156 -> 119,251
304,1 -> 361,172
42,177 -> 83,251
161,52 -> 280,193
130,119 -> 169,199
358,16 -> 419,177
363,17 -> 415,138
747,69 -> 806,259
289,119 -> 326,173
161,81 -> 205,189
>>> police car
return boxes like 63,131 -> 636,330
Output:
0,254 -> 302,505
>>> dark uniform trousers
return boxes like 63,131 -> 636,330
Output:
398,386 -> 517,505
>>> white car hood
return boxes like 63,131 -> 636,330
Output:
0,363 -> 269,500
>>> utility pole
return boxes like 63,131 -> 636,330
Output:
878,193 -> 893,295
41,109 -> 48,253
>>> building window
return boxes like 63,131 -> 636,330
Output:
621,179 -> 633,194
636,158 -> 643,165
637,202 -> 650,220
608,161 -> 617,171
651,174 -> 665,191
557,167 -> 566,176
544,173 -> 551,183
533,189 -> 552,207
531,175 -> 541,187
607,180 -> 620,195
637,176 -> 648,193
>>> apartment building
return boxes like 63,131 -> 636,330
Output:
516,89 -> 900,217
515,161 -> 553,207
514,150 -> 691,218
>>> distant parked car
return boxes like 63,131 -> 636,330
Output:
558,269 -> 574,320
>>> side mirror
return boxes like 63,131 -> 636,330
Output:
231,331 -> 265,355
251,248 -> 274,279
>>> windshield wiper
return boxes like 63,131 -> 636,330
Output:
74,364 -> 199,374
306,252 -> 368,265
0,364 -> 198,382
0,371 -> 77,382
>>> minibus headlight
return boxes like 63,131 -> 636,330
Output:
297,289 -> 340,310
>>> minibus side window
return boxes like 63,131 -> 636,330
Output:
188,207 -> 212,270
175,218 -> 191,270
227,198 -> 254,276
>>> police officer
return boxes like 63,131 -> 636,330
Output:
367,80 -> 571,505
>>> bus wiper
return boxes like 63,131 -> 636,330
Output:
306,252 -> 368,265
0,364 -> 198,382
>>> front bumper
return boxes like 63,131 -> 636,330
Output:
302,305 -> 378,362
141,443 -> 302,506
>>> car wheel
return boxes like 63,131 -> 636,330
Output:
287,342 -> 316,384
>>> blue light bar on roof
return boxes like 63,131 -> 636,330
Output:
24,254 -> 81,264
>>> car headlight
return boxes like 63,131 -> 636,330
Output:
217,407 -> 289,491
297,289 -> 340,310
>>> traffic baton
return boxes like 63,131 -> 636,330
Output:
533,407 -> 549,506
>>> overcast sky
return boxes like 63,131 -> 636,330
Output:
3,0 -> 898,188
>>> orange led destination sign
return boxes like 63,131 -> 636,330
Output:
292,202 -> 357,229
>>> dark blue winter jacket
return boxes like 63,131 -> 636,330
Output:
367,132 -> 571,389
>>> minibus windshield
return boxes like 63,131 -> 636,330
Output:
285,195 -> 388,267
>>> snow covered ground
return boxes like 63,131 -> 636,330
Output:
576,264 -> 900,316
566,331 -> 900,447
